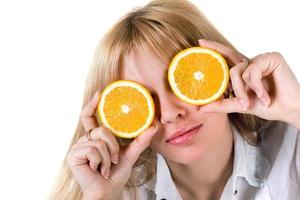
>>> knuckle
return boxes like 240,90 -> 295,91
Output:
98,140 -> 106,148
87,146 -> 96,154
94,140 -> 107,152
229,67 -> 239,77
242,72 -> 249,81
271,52 -> 283,60
242,66 -> 253,79
94,126 -> 104,132
93,126 -> 105,137
135,137 -> 149,149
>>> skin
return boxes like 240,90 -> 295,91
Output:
121,45 -> 234,199
66,39 -> 300,200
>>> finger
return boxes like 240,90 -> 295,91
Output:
75,140 -> 112,178
68,145 -> 101,173
86,147 -> 102,173
199,97 -> 249,114
90,140 -> 112,179
123,125 -> 159,168
77,126 -> 120,164
242,63 -> 271,107
229,60 -> 250,109
198,39 -> 247,66
80,91 -> 100,131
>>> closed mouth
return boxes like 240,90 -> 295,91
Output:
166,124 -> 202,142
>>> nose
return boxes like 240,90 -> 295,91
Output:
158,91 -> 187,125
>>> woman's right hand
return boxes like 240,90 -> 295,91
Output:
66,91 -> 158,200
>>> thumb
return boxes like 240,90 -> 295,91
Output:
123,125 -> 159,167
199,97 -> 246,113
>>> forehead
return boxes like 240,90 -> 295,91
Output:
121,46 -> 169,88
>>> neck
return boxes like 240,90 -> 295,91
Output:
166,127 -> 234,200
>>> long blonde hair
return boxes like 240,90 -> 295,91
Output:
49,0 -> 267,199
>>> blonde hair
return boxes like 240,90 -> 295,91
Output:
49,0 -> 268,199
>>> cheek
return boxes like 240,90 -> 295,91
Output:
203,113 -> 229,134
149,133 -> 163,153
198,113 -> 232,148
149,113 -> 231,163
200,113 -> 231,145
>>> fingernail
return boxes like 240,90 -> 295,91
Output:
112,154 -> 118,164
257,90 -> 263,98
91,163 -> 98,172
104,169 -> 110,179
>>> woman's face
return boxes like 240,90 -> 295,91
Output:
121,46 -> 233,164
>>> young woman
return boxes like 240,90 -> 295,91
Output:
49,0 -> 300,199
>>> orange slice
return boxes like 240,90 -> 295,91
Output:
97,80 -> 155,138
168,47 -> 229,105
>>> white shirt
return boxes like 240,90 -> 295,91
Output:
138,121 -> 300,200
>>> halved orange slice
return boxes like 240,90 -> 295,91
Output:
97,80 -> 155,138
168,47 -> 229,105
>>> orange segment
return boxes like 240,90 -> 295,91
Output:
168,47 -> 229,105
97,80 -> 155,138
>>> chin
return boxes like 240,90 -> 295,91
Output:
159,143 -> 206,165
171,151 -> 204,165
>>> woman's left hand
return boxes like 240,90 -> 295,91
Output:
198,39 -> 300,124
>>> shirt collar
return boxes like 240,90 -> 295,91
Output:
231,123 -> 271,188
144,123 -> 271,197
154,153 -> 182,200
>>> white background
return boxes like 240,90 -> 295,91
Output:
0,0 -> 299,199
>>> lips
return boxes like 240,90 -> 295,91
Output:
166,124 -> 202,142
